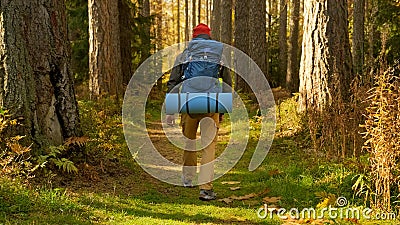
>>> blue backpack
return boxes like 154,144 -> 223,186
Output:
181,38 -> 224,93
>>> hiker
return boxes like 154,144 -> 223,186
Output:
166,23 -> 232,201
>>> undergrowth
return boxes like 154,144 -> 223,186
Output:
1,87 -> 399,224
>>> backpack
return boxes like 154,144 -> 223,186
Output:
181,38 -> 224,93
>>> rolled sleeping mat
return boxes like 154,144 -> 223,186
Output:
165,93 -> 232,114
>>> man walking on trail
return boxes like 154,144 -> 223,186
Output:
166,23 -> 232,201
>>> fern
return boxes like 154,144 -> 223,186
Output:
64,136 -> 89,148
37,145 -> 79,174
53,158 -> 78,174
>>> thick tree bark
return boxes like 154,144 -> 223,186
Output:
249,0 -> 268,78
279,0 -> 288,87
352,0 -> 365,77
286,0 -> 301,93
221,0 -> 233,45
299,0 -> 353,111
0,0 -> 81,146
211,0 -> 221,41
234,0 -> 251,92
89,0 -> 123,98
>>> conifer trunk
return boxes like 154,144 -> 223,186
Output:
279,0 -> 288,86
0,0 -> 81,146
299,0 -> 353,111
286,0 -> 301,92
88,0 -> 123,98
221,0 -> 233,45
211,0 -> 221,41
234,0 -> 250,92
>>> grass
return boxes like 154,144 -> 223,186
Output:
0,93 -> 399,224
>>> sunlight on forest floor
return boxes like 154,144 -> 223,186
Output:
1,92 -> 399,225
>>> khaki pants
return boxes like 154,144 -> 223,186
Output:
181,113 -> 219,190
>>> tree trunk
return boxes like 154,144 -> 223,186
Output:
234,0 -> 250,92
155,0 -> 163,91
206,0 -> 210,25
177,0 -> 181,43
286,0 -> 301,93
299,0 -> 353,111
267,0 -> 273,86
119,0 -> 133,86
0,0 -> 81,146
140,0 -> 151,60
249,0 -> 268,78
366,0 -> 377,77
279,0 -> 288,87
89,0 -> 123,98
221,0 -> 233,45
192,0 -> 197,28
185,0 -> 190,41
211,0 -> 221,41
352,0 -> 365,78
198,0 -> 202,24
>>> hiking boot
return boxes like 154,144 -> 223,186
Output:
182,176 -> 194,188
199,189 -> 217,201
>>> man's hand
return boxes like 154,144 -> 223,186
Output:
166,114 -> 175,126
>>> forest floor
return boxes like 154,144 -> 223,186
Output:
1,88 -> 399,225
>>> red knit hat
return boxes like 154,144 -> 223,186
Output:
192,23 -> 211,38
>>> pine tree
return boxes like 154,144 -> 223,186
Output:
89,0 -> 123,98
299,0 -> 353,111
211,0 -> 221,41
353,0 -> 365,77
0,0 -> 81,146
221,0 -> 233,45
279,0 -> 288,87
286,0 -> 301,92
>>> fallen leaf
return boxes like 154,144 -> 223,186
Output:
221,181 -> 241,185
217,194 -> 256,203
218,197 -> 234,204
263,196 -> 281,204
229,187 -> 241,191
232,193 -> 257,200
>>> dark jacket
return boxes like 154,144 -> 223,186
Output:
167,34 -> 232,93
